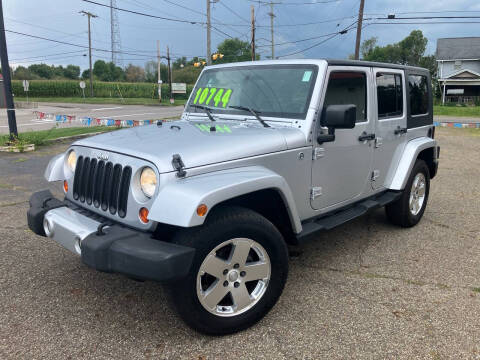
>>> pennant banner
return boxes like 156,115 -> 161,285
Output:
34,111 -> 165,128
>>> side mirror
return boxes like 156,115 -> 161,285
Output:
321,104 -> 357,129
317,104 -> 357,144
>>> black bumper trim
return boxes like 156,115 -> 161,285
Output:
28,190 -> 195,283
81,225 -> 195,282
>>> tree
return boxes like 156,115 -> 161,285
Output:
81,69 -> 91,80
216,38 -> 257,64
361,30 -> 429,66
92,60 -> 124,82
173,56 -> 187,70
13,66 -> 32,80
28,64 -> 54,79
125,64 -> 145,82
144,60 -> 169,83
63,65 -> 80,79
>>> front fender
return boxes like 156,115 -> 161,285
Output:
44,153 -> 65,182
149,166 -> 302,233
389,137 -> 437,190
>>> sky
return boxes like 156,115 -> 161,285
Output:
4,0 -> 480,70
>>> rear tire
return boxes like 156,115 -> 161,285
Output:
386,159 -> 430,227
167,206 -> 288,335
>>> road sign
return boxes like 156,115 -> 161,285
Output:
79,81 -> 86,89
22,80 -> 29,91
172,83 -> 187,94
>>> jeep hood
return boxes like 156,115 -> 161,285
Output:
74,120 -> 307,173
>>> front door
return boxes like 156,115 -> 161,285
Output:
371,68 -> 408,190
311,66 -> 375,211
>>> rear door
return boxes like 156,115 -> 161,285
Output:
310,66 -> 375,210
372,68 -> 408,190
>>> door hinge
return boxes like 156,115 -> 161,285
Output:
371,170 -> 380,181
310,187 -> 322,200
375,137 -> 383,148
313,147 -> 325,160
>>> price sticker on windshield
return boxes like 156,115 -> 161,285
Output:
193,87 -> 233,108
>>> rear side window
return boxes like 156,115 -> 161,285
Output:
324,71 -> 367,122
409,75 -> 429,115
376,73 -> 403,118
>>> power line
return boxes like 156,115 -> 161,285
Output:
10,50 -> 86,61
82,0 -> 204,24
246,0 -> 341,5
218,1 -> 250,23
277,21 -> 357,58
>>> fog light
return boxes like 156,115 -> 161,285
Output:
43,218 -> 54,237
63,180 -> 68,193
139,207 -> 149,223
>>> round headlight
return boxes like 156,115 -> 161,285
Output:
67,150 -> 77,172
140,167 -> 157,198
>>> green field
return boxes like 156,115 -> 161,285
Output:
434,105 -> 480,117
15,97 -> 187,106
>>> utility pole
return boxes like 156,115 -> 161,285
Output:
268,2 -> 275,59
354,0 -> 365,60
0,0 -> 17,139
157,40 -> 161,102
251,5 -> 255,61
167,46 -> 172,100
80,10 -> 97,97
206,0 -> 211,65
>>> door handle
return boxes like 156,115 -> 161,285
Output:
358,132 -> 375,142
394,126 -> 408,135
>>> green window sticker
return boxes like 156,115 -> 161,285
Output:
302,71 -> 312,82
192,87 -> 233,108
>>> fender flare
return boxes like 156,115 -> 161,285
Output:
149,166 -> 303,233
388,137 -> 437,190
44,153 -> 65,182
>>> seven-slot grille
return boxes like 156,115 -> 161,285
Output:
72,156 -> 132,218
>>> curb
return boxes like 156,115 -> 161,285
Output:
434,121 -> 480,128
45,131 -> 107,144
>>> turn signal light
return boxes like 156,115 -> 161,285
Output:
197,204 -> 208,217
139,207 -> 149,223
63,180 -> 68,193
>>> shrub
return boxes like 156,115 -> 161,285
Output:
11,80 -> 193,100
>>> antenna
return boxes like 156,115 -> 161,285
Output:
110,0 -> 122,66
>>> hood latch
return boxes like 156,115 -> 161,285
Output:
172,154 -> 186,178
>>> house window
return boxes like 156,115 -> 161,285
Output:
324,71 -> 367,122
376,73 -> 403,118
454,60 -> 462,70
409,75 -> 429,116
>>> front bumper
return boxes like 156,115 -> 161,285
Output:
27,190 -> 195,282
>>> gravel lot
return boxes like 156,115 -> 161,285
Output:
0,127 -> 479,359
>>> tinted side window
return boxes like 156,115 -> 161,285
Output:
324,72 -> 367,122
409,75 -> 428,115
376,73 -> 403,118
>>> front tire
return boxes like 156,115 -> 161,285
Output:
386,159 -> 430,227
167,206 -> 289,335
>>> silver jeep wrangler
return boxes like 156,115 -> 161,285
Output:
28,59 -> 440,335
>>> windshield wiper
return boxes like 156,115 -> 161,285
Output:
229,105 -> 270,128
191,104 -> 216,122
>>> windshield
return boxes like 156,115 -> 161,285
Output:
186,64 -> 318,120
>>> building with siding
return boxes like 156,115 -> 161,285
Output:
437,37 -> 480,104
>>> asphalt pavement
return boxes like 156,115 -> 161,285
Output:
0,127 -> 479,359
0,102 -> 184,134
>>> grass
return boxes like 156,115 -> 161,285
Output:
473,287 -> 480,293
15,97 -> 186,106
0,126 -> 117,147
434,105 -> 480,117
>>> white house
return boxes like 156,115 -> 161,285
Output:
437,37 -> 480,104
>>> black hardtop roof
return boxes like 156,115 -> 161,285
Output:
326,59 -> 429,74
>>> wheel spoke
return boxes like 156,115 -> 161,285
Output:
202,255 -> 228,278
230,283 -> 252,311
229,240 -> 252,266
201,280 -> 229,309
417,183 -> 426,196
243,262 -> 270,282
